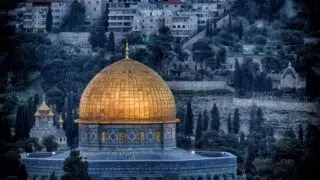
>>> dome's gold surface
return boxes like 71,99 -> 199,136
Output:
77,59 -> 178,124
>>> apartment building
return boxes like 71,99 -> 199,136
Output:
108,0 -> 142,33
23,0 -> 67,32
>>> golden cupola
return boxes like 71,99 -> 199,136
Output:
77,42 -> 178,125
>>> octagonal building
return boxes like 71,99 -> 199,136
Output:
22,44 -> 237,180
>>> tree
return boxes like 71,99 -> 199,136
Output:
284,129 -> 296,139
210,103 -> 220,132
63,150 -> 89,180
195,113 -> 203,148
60,0 -> 85,31
233,108 -> 240,134
256,107 -> 264,130
89,25 -> 107,49
46,6 -> 53,32
184,101 -> 193,137
17,164 -> 28,180
108,32 -> 115,53
126,32 -> 144,45
101,3 -> 109,31
49,171 -> 58,180
298,124 -> 303,144
227,113 -> 232,134
245,141 -> 256,174
217,47 -> 226,64
234,59 -> 242,91
147,26 -> 174,75
15,105 -> 27,140
192,40 -> 215,78
42,135 -> 59,152
202,110 -> 209,131
0,118 -> 12,142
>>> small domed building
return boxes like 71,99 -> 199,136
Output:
29,98 -> 67,147
22,43 -> 237,180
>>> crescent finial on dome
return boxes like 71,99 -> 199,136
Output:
125,40 -> 129,59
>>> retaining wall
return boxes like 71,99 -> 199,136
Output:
233,97 -> 318,113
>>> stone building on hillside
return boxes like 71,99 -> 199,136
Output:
29,97 -> 67,148
279,62 -> 300,91
23,0 -> 68,32
84,0 -> 106,24
165,15 -> 198,38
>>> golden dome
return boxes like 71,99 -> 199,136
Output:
77,59 -> 178,124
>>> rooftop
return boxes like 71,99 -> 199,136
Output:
23,149 -> 235,161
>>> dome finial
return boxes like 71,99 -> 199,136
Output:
42,94 -> 46,104
288,61 -> 292,68
125,40 -> 129,59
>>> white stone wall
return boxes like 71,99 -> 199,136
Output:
167,81 -> 228,91
232,97 -> 317,113
49,32 -> 124,46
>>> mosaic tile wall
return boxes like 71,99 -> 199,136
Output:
79,124 -> 176,151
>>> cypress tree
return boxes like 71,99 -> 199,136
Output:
233,108 -> 240,134
0,118 -> 12,142
245,141 -> 255,174
184,101 -> 193,138
101,4 -> 109,31
177,108 -> 185,134
234,59 -> 241,92
17,164 -> 28,180
298,124 -> 304,144
249,106 -> 256,133
108,32 -> 115,53
256,107 -> 264,130
46,6 -> 53,32
227,113 -> 232,134
195,113 -> 203,148
66,93 -> 74,146
202,110 -> 209,131
15,105 -> 26,140
210,103 -> 220,132
27,97 -> 34,135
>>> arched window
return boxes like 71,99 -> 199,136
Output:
173,25 -> 176,28
182,25 -> 185,28
60,138 -> 62,142
213,175 -> 219,180
197,176 -> 203,180
178,25 -> 181,28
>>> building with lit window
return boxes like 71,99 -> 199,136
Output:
22,44 -> 237,180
